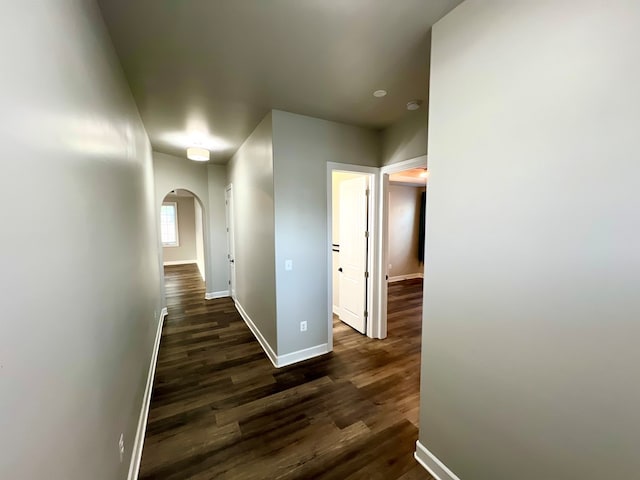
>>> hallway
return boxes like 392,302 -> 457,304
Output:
139,264 -> 431,479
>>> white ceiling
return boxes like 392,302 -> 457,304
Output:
98,0 -> 463,163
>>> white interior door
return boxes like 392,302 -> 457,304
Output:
338,175 -> 369,334
225,185 -> 236,300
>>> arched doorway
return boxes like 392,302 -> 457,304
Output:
160,189 -> 208,287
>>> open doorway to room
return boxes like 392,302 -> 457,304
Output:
225,184 -> 236,302
378,156 -> 427,339
327,164 -> 377,349
160,189 -> 207,289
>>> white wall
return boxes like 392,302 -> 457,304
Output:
388,184 -> 424,278
0,1 -> 161,479
227,113 -> 278,351
272,110 -> 379,356
153,151 -> 228,297
162,194 -> 197,264
194,198 -> 205,280
381,110 -> 428,166
419,1 -> 640,479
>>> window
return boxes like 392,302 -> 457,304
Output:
161,202 -> 179,247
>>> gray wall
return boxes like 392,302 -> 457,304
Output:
272,110 -> 379,355
207,164 -> 229,293
381,110 -> 428,166
227,113 -> 278,351
162,194 -> 197,263
0,1 -> 162,479
194,197 -> 206,280
419,1 -> 640,479
388,185 -> 424,277
153,151 -> 228,296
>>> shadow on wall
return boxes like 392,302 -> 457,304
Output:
382,110 -> 429,166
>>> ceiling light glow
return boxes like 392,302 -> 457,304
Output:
187,147 -> 210,162
160,131 -> 231,152
373,90 -> 387,98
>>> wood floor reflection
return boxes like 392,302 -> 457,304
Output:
139,264 -> 431,480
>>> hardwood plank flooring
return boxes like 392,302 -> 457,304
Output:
139,265 -> 431,480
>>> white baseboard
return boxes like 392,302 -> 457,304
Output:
163,260 -> 197,266
277,343 -> 329,367
332,305 -> 341,316
389,272 -> 424,283
234,301 -> 329,368
414,440 -> 461,480
205,290 -> 230,300
128,307 -> 167,480
234,301 -> 279,368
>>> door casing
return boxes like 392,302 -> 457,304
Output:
225,184 -> 237,301
377,155 -> 427,339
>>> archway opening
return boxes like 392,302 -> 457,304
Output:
160,189 -> 207,290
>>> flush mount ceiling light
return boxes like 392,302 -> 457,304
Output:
187,146 -> 210,162
161,132 -> 230,153
407,100 -> 422,111
373,89 -> 387,98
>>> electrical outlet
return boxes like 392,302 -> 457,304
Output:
300,321 -> 307,332
285,259 -> 293,271
118,434 -> 125,463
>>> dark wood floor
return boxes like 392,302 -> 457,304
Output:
139,264 -> 431,480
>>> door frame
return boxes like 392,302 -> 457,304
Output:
326,162 -> 379,350
376,155 -> 428,339
159,188 -> 211,300
225,184 -> 236,301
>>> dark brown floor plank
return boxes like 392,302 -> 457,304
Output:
139,264 -> 433,480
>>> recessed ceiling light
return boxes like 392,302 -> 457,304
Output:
407,100 -> 422,111
373,89 -> 387,98
419,168 -> 430,179
187,147 -> 210,162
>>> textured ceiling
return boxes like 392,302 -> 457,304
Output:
98,0 -> 463,163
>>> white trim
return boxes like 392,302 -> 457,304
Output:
128,307 -> 168,480
414,441 -> 461,480
277,343 -> 329,368
234,301 -> 279,368
326,162 -> 380,349
381,156 -> 428,174
377,155 -> 428,340
225,184 -> 237,302
162,260 -> 197,266
332,305 -> 341,316
234,301 -> 329,368
205,290 -> 230,300
388,273 -> 424,282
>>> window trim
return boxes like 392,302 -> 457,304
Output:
161,201 -> 180,247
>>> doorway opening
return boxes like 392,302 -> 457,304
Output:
377,156 -> 428,339
225,184 -> 236,302
160,189 -> 207,289
327,163 -> 378,350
